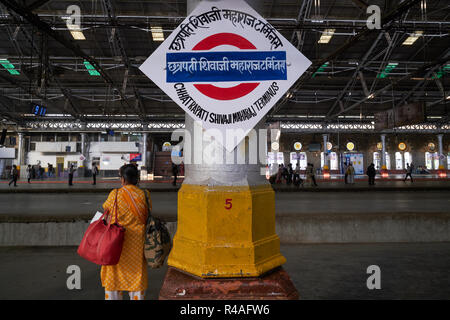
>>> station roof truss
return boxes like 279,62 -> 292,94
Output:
9,118 -> 448,134
0,0 -> 448,132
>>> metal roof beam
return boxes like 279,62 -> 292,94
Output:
328,56 -> 450,120
269,0 -> 423,117
102,0 -> 146,118
0,0 -> 133,117
27,0 -> 51,11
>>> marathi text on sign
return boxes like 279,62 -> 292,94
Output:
166,51 -> 287,82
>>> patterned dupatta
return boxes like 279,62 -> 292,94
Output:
121,185 -> 148,225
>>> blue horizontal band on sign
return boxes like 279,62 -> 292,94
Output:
166,51 -> 287,83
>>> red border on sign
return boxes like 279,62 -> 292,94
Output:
192,33 -> 259,101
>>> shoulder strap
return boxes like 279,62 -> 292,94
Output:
144,189 -> 152,220
106,189 -> 119,226
121,186 -> 147,224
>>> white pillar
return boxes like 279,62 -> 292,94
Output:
183,0 -> 266,186
17,133 -> 24,165
437,134 -> 444,169
166,0 -> 285,279
322,134 -> 329,169
142,132 -> 148,169
381,134 -> 386,168
81,133 -> 87,165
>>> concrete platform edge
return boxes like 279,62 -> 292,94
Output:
2,212 -> 450,245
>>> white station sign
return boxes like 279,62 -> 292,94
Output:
139,0 -> 311,151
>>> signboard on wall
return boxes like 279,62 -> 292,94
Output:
0,148 -> 15,159
276,152 -> 284,163
162,142 -> 172,152
344,153 -> 364,175
290,152 -> 298,162
374,102 -> 425,130
130,153 -> 142,162
308,143 -> 321,152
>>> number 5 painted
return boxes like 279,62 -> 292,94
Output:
225,199 -> 232,210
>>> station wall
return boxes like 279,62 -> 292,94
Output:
278,133 -> 450,173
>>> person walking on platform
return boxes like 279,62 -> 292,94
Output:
92,163 -> 99,185
8,165 -> 19,187
343,162 -> 349,184
171,162 -> 178,186
275,164 -> 283,184
26,165 -> 32,184
306,163 -> 318,187
68,164 -> 75,186
367,163 -> 376,185
286,163 -> 293,185
101,164 -> 151,300
404,163 -> 414,183
293,163 -> 304,187
346,163 -> 355,185
47,163 -> 53,178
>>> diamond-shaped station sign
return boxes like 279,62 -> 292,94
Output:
139,0 -> 312,151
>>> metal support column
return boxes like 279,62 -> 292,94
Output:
437,134 -> 444,169
80,132 -> 87,177
142,132 -> 148,170
322,134 -> 329,170
17,132 -> 24,166
381,134 -> 387,169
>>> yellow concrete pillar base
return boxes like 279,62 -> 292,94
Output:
168,184 -> 286,278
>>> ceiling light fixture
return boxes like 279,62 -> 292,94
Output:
432,64 -> 450,79
0,59 -> 20,75
83,60 -> 100,76
377,62 -> 398,79
151,26 -> 164,42
402,31 -> 423,45
67,24 -> 86,40
312,61 -> 329,78
318,29 -> 335,44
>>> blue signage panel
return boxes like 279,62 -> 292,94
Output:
32,105 -> 47,116
166,51 -> 287,83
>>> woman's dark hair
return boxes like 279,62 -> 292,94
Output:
119,164 -> 139,185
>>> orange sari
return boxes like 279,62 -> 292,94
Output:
100,185 -> 152,292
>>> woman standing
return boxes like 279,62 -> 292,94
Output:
68,164 -> 75,186
305,163 -> 318,187
346,163 -> 355,184
101,164 -> 152,300
8,165 -> 18,187
26,165 -> 32,183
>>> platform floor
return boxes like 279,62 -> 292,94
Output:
1,176 -> 449,194
1,191 -> 449,222
0,242 -> 449,299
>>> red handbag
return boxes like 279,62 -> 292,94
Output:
77,190 -> 125,265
